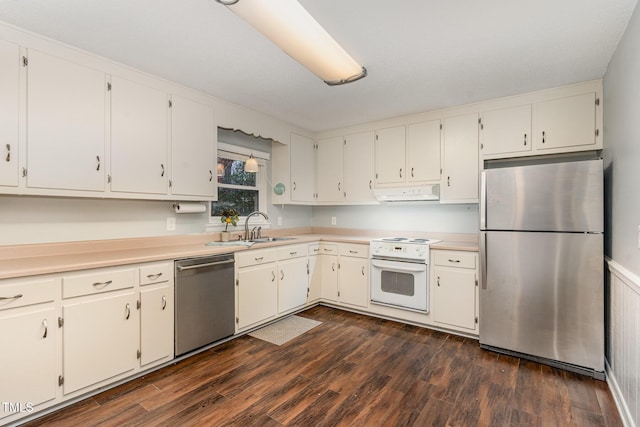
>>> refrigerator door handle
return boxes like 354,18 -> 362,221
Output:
480,170 -> 487,230
480,232 -> 487,289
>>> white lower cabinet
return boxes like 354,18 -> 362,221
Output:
139,262 -> 174,367
431,250 -> 478,333
277,245 -> 309,314
0,277 -> 59,421
317,244 -> 339,302
236,249 -> 278,331
337,244 -> 369,308
307,246 -> 322,303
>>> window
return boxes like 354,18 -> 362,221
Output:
210,145 -> 268,227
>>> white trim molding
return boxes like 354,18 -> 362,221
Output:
606,257 -> 640,427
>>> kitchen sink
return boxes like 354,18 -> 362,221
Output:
251,236 -> 297,243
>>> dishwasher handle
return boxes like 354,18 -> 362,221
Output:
176,258 -> 234,272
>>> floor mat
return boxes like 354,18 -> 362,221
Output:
248,315 -> 322,346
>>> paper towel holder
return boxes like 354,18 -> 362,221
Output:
173,202 -> 207,214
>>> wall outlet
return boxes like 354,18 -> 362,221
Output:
277,216 -> 283,226
331,216 -> 337,226
166,217 -> 176,231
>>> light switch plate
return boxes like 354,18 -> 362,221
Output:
167,217 -> 176,231
331,216 -> 337,226
277,216 -> 283,226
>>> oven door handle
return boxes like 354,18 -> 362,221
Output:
370,259 -> 426,272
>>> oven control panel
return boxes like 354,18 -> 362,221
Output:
370,238 -> 436,262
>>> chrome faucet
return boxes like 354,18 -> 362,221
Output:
244,211 -> 269,240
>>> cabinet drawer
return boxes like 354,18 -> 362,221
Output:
63,268 -> 136,299
308,243 -> 321,255
0,278 -> 58,310
433,251 -> 477,269
317,243 -> 338,255
236,249 -> 277,268
339,243 -> 369,258
277,244 -> 308,260
140,262 -> 172,286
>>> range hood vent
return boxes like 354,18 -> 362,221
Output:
373,185 -> 440,203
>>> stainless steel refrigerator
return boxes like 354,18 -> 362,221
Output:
479,159 -> 604,379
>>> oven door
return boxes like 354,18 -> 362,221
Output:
370,257 -> 429,312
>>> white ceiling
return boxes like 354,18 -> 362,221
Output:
0,0 -> 637,132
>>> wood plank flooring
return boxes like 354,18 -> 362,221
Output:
23,306 -> 622,426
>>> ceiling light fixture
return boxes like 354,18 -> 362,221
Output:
214,0 -> 367,86
244,154 -> 259,173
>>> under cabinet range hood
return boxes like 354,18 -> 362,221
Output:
373,185 -> 440,203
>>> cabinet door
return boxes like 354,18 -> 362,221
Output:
237,263 -> 277,330
338,257 -> 368,308
407,120 -> 441,183
441,113 -> 479,203
480,104 -> 532,157
433,267 -> 477,331
170,95 -> 216,197
316,136 -> 344,202
320,255 -> 339,302
375,126 -> 405,185
533,92 -> 596,151
344,131 -> 375,202
26,49 -> 105,191
0,307 -> 57,413
307,254 -> 322,303
278,257 -> 309,314
140,284 -> 174,366
290,133 -> 315,202
111,76 -> 168,194
0,40 -> 19,187
62,291 -> 138,394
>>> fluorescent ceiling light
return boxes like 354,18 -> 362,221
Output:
215,0 -> 367,86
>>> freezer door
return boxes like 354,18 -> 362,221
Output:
482,159 -> 603,232
479,231 -> 604,371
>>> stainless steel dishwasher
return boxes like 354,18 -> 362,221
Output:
174,253 -> 235,356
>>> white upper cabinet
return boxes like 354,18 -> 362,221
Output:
344,131 -> 375,202
407,120 -> 441,183
170,95 -> 216,198
290,133 -> 315,203
0,40 -> 19,187
533,92 -> 597,151
441,113 -> 479,203
480,104 -> 532,157
110,76 -> 168,195
375,126 -> 406,185
316,136 -> 344,202
26,49 -> 106,191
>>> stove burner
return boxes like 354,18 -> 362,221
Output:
381,237 -> 408,242
409,238 -> 429,243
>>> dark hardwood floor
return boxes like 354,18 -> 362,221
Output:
23,306 -> 622,426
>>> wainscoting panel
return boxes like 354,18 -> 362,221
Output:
607,258 -> 640,427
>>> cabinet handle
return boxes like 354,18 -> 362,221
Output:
349,250 -> 358,254
271,271 -> 276,282
542,131 -> 546,143
209,170 -> 213,182
361,266 -> 365,276
161,295 -> 167,310
0,293 -> 22,300
447,176 -> 451,187
146,273 -> 163,280
280,270 -> 284,280
125,303 -> 131,320
160,164 -> 165,177
5,144 -> 10,162
323,248 -> 332,252
399,168 -> 403,178
293,181 -> 297,191
524,133 -> 527,146
411,167 -> 414,178
96,155 -> 101,171
42,319 -> 48,339
338,182 -> 341,191
448,259 -> 461,263
437,276 -> 440,286
332,263 -> 336,272
369,180 -> 372,190
290,251 -> 297,256
254,256 -> 264,262
92,280 -> 113,288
